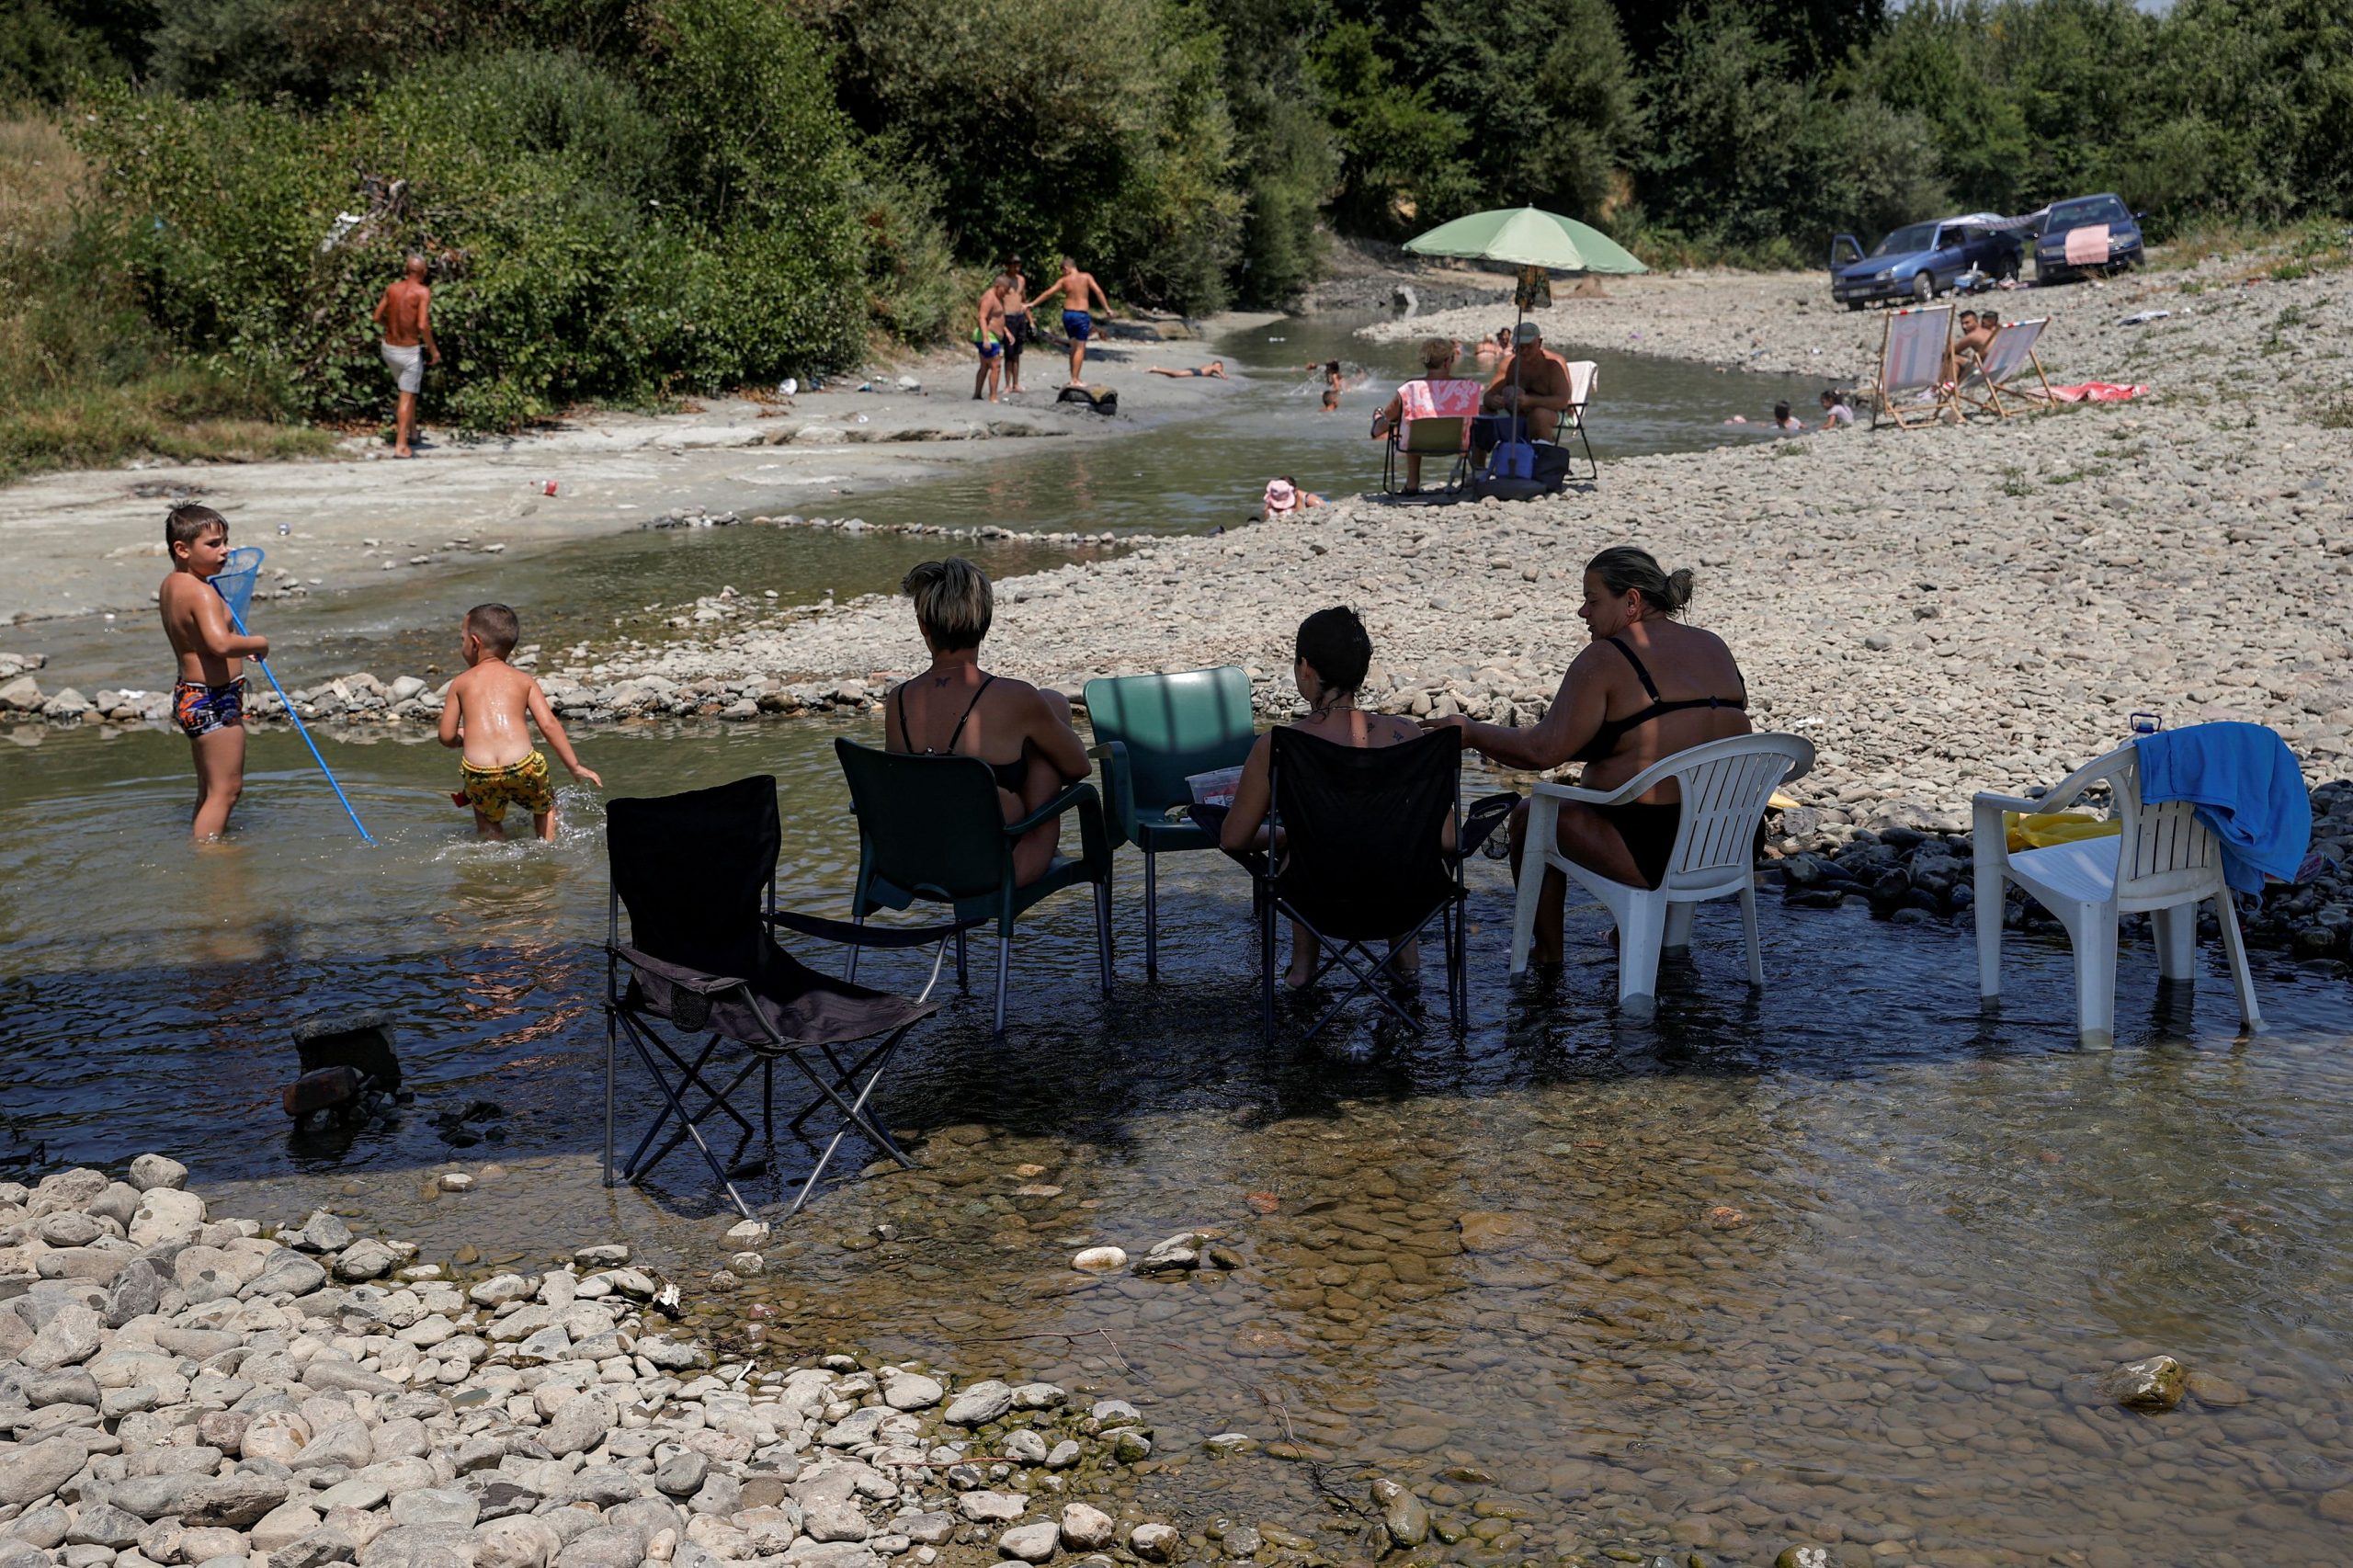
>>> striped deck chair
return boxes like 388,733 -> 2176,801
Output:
1869,303 -> 1956,430
1954,318 -> 2055,419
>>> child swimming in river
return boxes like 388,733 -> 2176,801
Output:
438,603 -> 600,841
158,503 -> 268,841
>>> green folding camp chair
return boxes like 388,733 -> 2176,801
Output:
1084,667 -> 1258,978
835,740 -> 1114,1035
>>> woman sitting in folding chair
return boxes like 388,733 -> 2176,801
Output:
887,558 -> 1091,885
1370,337 -> 1479,495
1219,607 -> 1453,988
1424,547 -> 1751,965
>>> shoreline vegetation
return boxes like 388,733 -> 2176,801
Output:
6,0 -> 2352,484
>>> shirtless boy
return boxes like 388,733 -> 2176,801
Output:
1026,256 -> 1111,387
973,275 -> 1009,403
438,604 -> 600,842
371,256 -> 440,458
159,504 -> 268,841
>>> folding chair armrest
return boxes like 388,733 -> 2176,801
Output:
611,944 -> 750,997
769,909 -> 984,949
1455,790 -> 1518,861
1972,790 -> 2046,816
1086,740 -> 1138,848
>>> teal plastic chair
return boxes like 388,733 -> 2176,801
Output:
1083,667 -> 1258,978
835,739 -> 1113,1034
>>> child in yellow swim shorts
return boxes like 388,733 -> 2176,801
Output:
438,603 -> 601,841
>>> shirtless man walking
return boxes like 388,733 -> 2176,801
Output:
972,274 -> 1009,403
1026,256 -> 1111,388
371,256 -> 440,458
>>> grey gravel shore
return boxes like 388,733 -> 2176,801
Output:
0,1162 -> 1206,1568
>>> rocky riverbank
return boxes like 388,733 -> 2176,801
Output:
1358,240 -> 2347,406
0,1162 -> 1245,1568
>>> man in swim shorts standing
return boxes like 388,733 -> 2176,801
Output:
158,503 -> 268,841
973,274 -> 1009,403
438,603 -> 600,842
999,255 -> 1031,394
371,255 -> 439,458
1026,256 -> 1110,388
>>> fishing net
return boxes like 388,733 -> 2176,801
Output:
212,547 -> 265,625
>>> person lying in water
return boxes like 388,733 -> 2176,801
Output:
1423,547 -> 1749,965
885,558 -> 1089,887
1146,361 -> 1227,379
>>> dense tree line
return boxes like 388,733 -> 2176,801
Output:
4,0 -> 2347,428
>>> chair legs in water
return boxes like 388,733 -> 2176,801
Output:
1977,894 -> 2265,1050
606,1009 -> 917,1221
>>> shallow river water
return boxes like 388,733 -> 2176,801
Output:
6,717 -> 2353,1567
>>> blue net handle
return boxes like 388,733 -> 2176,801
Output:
212,547 -> 265,623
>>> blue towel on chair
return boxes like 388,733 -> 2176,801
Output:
2133,722 -> 2310,894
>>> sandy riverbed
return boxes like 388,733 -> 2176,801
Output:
0,323 -> 1253,627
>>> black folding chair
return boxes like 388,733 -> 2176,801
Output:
603,776 -> 971,1220
1246,728 -> 1511,1042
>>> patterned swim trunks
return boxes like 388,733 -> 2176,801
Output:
460,750 -> 555,824
172,677 -> 246,738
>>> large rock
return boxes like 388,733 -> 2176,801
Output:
881,1373 -> 941,1411
246,1249 -> 329,1300
127,1154 -> 189,1192
959,1494 -> 1025,1525
390,1491 -> 478,1530
65,1500 -> 148,1549
542,1392 -> 612,1459
556,1526 -> 645,1568
781,1545 -> 878,1568
1128,1525 -> 1177,1563
183,1472 -> 290,1528
104,1259 -> 165,1327
299,1412 -> 381,1469
19,1303 -> 104,1369
473,1516 -> 563,1568
251,1502 -> 326,1554
1370,1479 -> 1428,1549
128,1187 -> 207,1247
997,1521 -> 1060,1563
2097,1355 -> 2187,1412
295,1212 -> 353,1253
1058,1506 -> 1114,1551
101,1472 -> 199,1520
800,1503 -> 869,1544
332,1240 -> 396,1282
653,1452 -> 709,1497
942,1380 -> 1014,1426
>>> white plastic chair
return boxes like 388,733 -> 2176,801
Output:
1510,733 -> 1816,1016
1972,744 -> 2261,1048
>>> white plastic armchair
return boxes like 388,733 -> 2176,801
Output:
1511,733 -> 1816,1016
1972,743 -> 2260,1048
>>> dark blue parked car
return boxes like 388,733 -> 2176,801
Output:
1829,217 -> 2023,309
2034,193 -> 2145,282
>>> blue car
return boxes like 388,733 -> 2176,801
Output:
2034,193 -> 2145,283
1829,217 -> 2023,309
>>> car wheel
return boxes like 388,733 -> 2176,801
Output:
1912,272 -> 1935,303
1847,300 -> 1864,312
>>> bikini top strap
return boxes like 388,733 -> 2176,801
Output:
946,676 -> 995,752
1603,636 -> 1663,700
893,684 -> 913,753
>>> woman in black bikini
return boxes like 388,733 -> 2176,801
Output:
885,558 -> 1090,886
1425,547 -> 1749,965
1222,607 -> 1441,989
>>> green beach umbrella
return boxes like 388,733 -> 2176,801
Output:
1400,209 -> 1646,473
1402,206 -> 1648,275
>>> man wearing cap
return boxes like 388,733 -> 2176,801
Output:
1483,322 -> 1573,442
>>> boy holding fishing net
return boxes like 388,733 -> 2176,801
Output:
439,603 -> 601,841
159,504 -> 268,840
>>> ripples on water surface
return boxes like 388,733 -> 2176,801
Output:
6,721 -> 2353,1563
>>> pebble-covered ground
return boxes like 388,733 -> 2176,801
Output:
0,1163 -> 1216,1568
